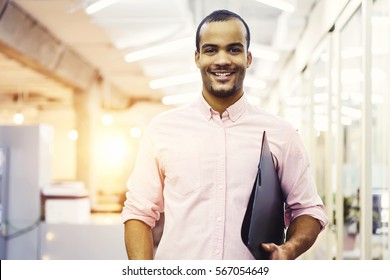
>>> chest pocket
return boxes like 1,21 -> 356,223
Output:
163,147 -> 203,196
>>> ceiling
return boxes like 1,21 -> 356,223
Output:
0,0 -> 318,119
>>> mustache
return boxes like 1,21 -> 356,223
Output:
209,67 -> 238,71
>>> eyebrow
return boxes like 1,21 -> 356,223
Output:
201,42 -> 245,50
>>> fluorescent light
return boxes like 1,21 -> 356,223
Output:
150,73 -> 199,89
341,106 -> 361,119
85,0 -> 118,15
250,44 -> 280,61
341,47 -> 389,59
125,37 -> 192,63
341,68 -> 387,85
254,0 -> 295,13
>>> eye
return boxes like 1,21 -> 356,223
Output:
229,47 -> 242,54
204,48 -> 217,54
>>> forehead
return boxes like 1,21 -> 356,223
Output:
199,19 -> 247,48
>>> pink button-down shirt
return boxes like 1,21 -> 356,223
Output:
121,94 -> 328,260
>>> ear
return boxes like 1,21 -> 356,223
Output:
195,50 -> 200,68
246,51 -> 252,68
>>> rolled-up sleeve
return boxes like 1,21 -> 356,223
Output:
280,131 -> 328,230
121,122 -> 164,228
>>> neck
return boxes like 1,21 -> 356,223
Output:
202,91 -> 243,116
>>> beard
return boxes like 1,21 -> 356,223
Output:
209,84 -> 239,99
201,67 -> 245,99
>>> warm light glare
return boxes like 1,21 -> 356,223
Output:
150,73 -> 199,89
162,93 -> 198,105
151,73 -> 266,90
86,0 -> 118,14
46,232 -> 55,241
103,217 -> 113,224
129,127 -> 142,138
254,0 -> 295,13
101,114 -> 113,126
68,130 -> 78,141
101,136 -> 128,164
125,37 -> 192,63
13,113 -> 24,125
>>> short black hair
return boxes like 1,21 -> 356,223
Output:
195,9 -> 251,52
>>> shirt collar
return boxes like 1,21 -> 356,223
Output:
196,93 -> 248,122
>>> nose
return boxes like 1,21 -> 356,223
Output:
214,51 -> 231,66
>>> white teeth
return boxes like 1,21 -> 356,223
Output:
215,73 -> 231,76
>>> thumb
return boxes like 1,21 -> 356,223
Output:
261,243 -> 272,252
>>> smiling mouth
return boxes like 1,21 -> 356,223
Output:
214,72 -> 232,77
210,70 -> 236,79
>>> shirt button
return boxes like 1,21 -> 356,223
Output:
214,249 -> 220,255
217,217 -> 223,222
218,185 -> 223,190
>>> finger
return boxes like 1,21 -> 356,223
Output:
261,243 -> 271,252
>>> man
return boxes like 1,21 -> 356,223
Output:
121,9 -> 328,260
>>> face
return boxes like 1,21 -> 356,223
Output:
195,19 -> 252,100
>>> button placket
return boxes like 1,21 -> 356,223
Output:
212,122 -> 226,259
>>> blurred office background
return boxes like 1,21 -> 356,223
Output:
0,0 -> 389,260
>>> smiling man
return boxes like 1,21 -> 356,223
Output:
121,10 -> 328,260
195,16 -> 251,112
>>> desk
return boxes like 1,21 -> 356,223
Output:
40,213 -> 127,260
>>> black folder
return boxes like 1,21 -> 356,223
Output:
241,131 -> 285,259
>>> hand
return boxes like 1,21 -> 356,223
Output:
261,243 -> 293,260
